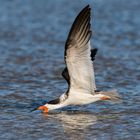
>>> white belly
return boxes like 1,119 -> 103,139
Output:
66,91 -> 99,105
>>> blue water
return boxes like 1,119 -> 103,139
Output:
0,0 -> 140,139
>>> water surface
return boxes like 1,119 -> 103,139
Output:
0,0 -> 140,139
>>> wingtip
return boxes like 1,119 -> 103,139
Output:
65,4 -> 92,51
79,5 -> 91,15
85,4 -> 90,9
83,5 -> 91,12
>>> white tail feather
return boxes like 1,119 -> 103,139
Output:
99,90 -> 122,103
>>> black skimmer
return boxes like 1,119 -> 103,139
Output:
35,5 -> 121,113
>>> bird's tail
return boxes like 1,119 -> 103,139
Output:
98,90 -> 122,103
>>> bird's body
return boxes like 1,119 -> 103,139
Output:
36,5 -> 121,113
45,93 -> 102,110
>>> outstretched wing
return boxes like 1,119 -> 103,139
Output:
62,48 -> 98,85
64,5 -> 96,94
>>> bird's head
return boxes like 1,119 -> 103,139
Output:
36,105 -> 49,113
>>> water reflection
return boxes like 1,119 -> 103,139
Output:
46,111 -> 97,127
39,111 -> 124,140
43,111 -> 97,140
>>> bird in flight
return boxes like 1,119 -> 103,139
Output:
34,5 -> 121,113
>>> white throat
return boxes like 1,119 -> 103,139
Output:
44,102 -> 68,111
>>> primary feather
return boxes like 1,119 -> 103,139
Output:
65,5 -> 96,95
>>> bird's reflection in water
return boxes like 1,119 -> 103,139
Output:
43,110 -> 98,139
32,107 -> 122,139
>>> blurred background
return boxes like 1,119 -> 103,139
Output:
0,0 -> 140,139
